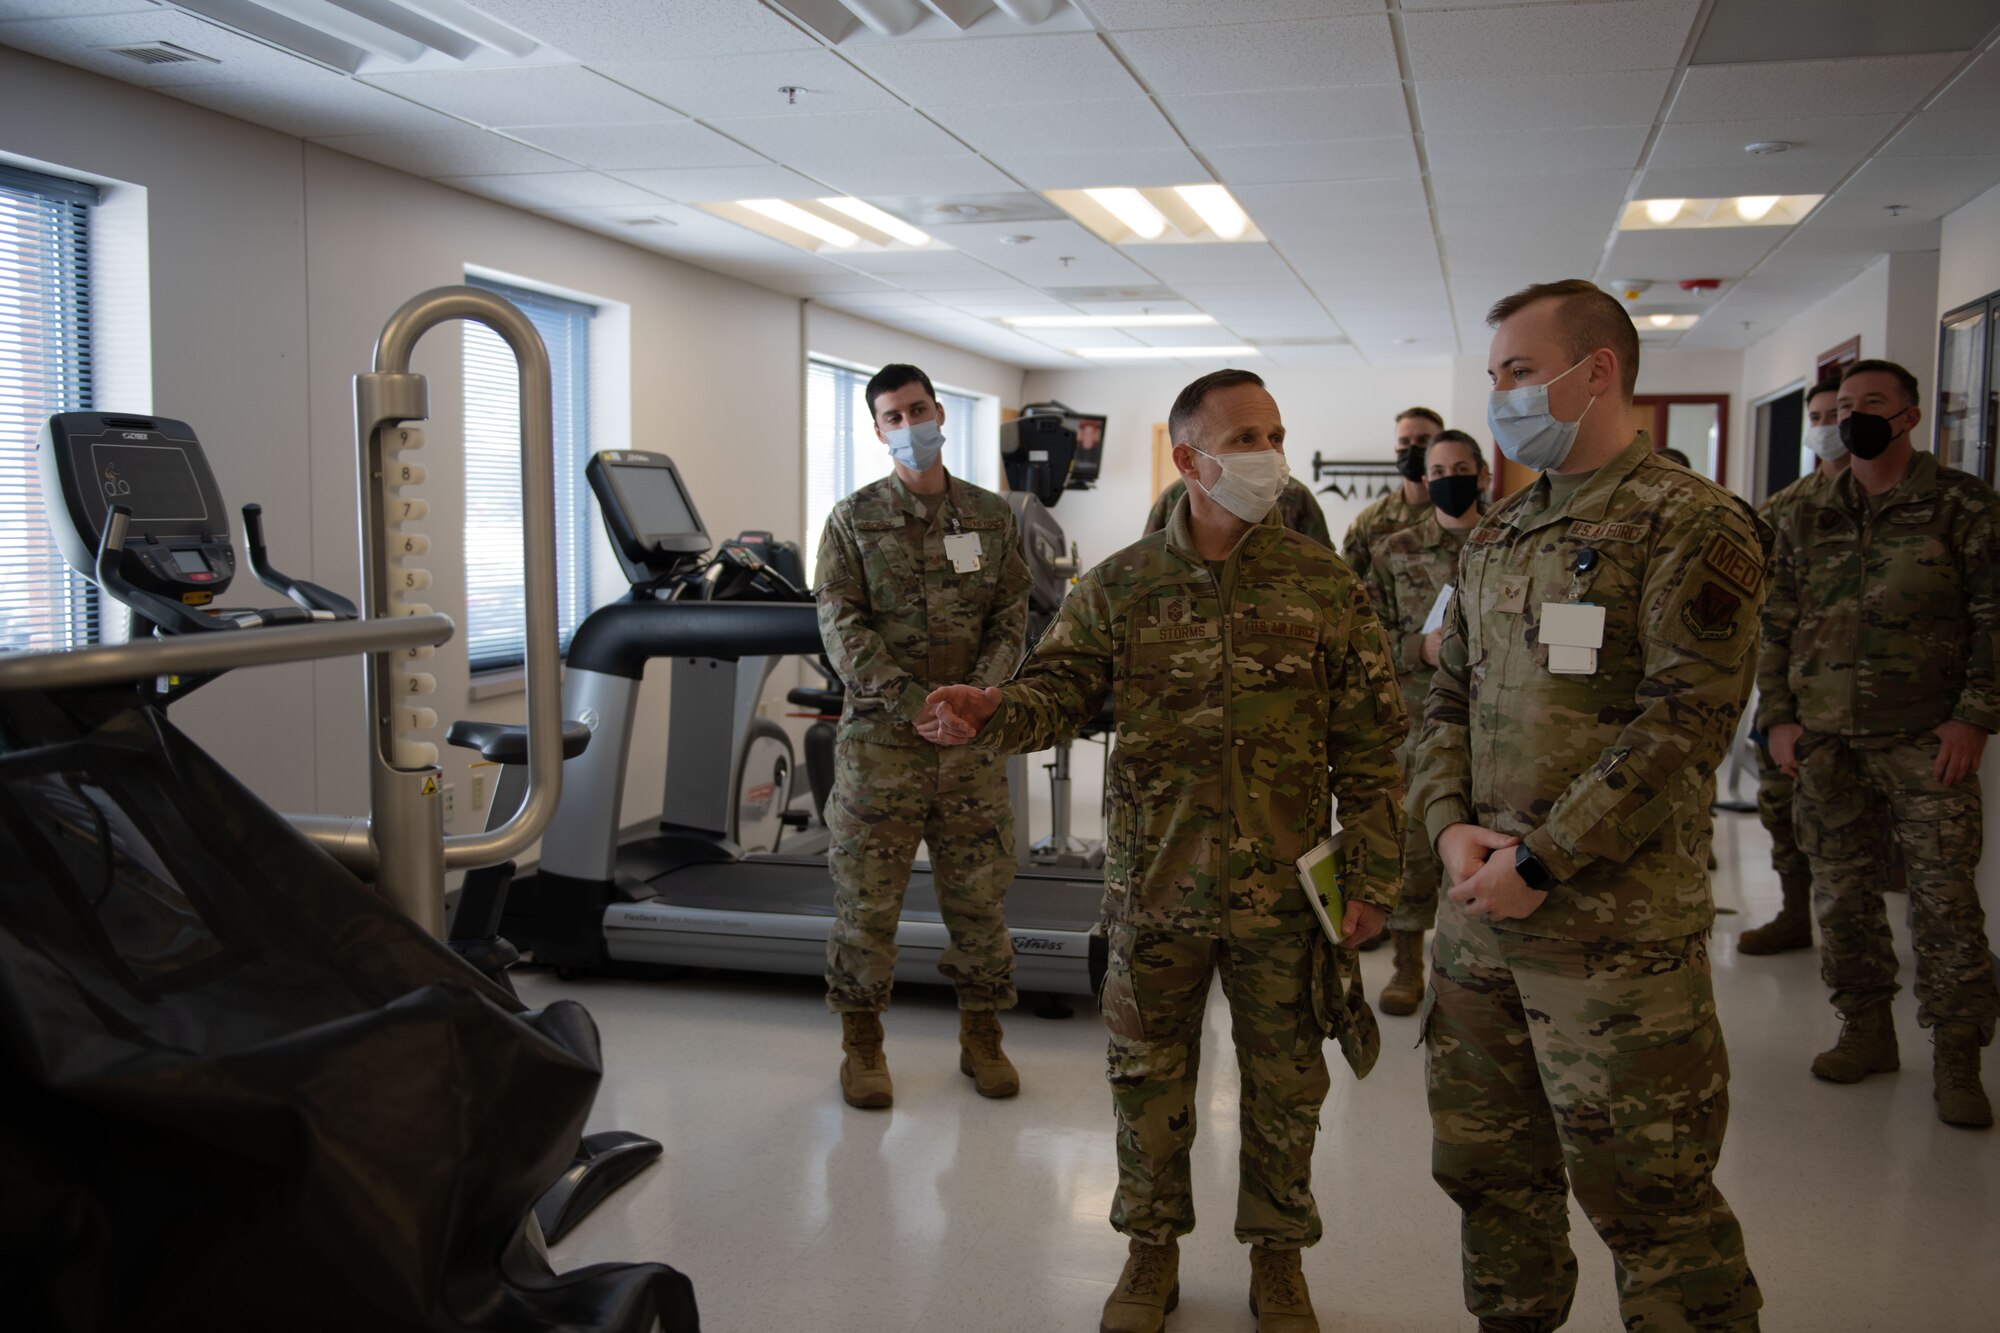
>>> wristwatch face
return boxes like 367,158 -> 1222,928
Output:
1515,845 -> 1550,889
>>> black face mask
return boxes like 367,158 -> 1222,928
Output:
1838,410 -> 1900,461
1395,447 -> 1428,482
1428,474 -> 1482,518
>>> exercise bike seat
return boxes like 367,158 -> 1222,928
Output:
445,719 -> 593,765
785,686 -> 845,715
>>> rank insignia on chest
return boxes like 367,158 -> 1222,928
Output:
1680,581 -> 1742,640
1159,595 -> 1195,626
1140,594 -> 1218,644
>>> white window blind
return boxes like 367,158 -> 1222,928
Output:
462,275 -> 593,673
804,357 -> 987,581
0,164 -> 98,653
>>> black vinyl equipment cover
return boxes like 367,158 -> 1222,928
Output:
0,699 -> 698,1332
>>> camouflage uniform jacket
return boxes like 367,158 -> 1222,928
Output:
1408,434 -> 1770,942
1757,449 -> 2000,738
1341,486 -> 1432,581
982,494 -> 1408,937
816,471 -> 1033,747
1144,475 -> 1332,547
1364,509 -> 1477,717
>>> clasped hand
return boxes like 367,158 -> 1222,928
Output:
1438,823 -> 1546,922
916,685 -> 1000,746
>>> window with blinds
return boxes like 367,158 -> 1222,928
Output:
804,357 -> 987,579
462,275 -> 594,673
1,164 -> 98,653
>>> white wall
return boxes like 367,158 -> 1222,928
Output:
1018,361 -> 1456,570
1934,183 -> 2000,955
0,48 -> 1022,851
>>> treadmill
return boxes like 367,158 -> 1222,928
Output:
485,450 -> 1105,1001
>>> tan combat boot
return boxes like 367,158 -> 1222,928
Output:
839,1011 -> 892,1109
1379,930 -> 1426,1016
1934,1023 -> 1993,1128
1100,1238 -> 1178,1333
1811,1006 -> 1898,1083
1248,1245 -> 1319,1332
958,1009 -> 1020,1098
1738,873 -> 1812,955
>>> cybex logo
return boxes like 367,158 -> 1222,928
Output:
120,432 -> 148,440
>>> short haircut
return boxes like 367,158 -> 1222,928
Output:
1426,429 -> 1486,467
1396,405 -> 1444,428
1487,278 -> 1640,398
1807,377 -> 1842,403
865,363 -> 937,421
1659,447 -> 1692,468
1840,358 -> 1920,407
1169,368 -> 1266,444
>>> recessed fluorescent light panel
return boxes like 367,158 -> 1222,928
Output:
1047,185 -> 1265,245
1005,314 -> 1216,329
1074,345 -> 1261,360
172,0 -> 545,73
1638,314 -> 1700,331
702,196 -> 944,254
1621,195 -> 1823,230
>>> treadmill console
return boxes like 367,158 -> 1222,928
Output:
586,450 -> 710,587
38,412 -> 236,605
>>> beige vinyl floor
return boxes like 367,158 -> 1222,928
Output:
523,806 -> 2000,1333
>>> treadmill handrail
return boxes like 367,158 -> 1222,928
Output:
567,600 -> 825,680
0,614 -> 454,693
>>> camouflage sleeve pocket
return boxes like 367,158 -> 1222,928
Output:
1098,922 -> 1146,1043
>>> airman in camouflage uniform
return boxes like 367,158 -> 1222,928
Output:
815,363 -> 1033,1109
1363,429 -> 1489,1015
1340,405 -> 1445,579
1757,358 -> 1999,1127
1738,381 -> 1849,955
1145,474 -> 1332,547
1410,280 -> 1764,1331
925,369 -> 1407,1333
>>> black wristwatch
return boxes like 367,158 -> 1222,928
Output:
1514,844 -> 1554,891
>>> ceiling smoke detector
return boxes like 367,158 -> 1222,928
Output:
998,234 -> 1035,246
1744,141 -> 1791,155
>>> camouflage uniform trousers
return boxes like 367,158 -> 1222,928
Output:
1793,731 -> 1999,1042
1391,729 -> 1441,934
1099,924 -> 1331,1248
1752,742 -> 1809,886
1426,905 -> 1761,1332
824,737 -> 1017,1013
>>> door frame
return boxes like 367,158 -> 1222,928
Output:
1632,393 -> 1731,482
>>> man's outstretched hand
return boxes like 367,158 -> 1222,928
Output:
919,685 -> 1001,745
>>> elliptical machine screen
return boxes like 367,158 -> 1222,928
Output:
610,462 -> 699,541
90,442 -> 210,523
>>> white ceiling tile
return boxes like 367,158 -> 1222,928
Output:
1635,160 -> 1848,199
813,155 -> 1023,196
1113,15 -> 1399,95
1129,243 -> 1294,283
1670,54 -> 1964,123
928,98 -> 1182,159
1840,153 -> 2000,209
1404,1 -> 1700,80
815,289 -> 947,308
606,163 -> 827,202
1256,208 -> 1435,245
1206,136 -> 1419,185
596,51 -> 903,120
845,33 -> 1142,109
1744,248 -> 1874,286
1162,84 -> 1408,147
1930,47 -> 2000,111
1086,0 -> 1383,27
1175,280 -> 1323,308
708,108 -> 966,165
1446,231 -> 1611,279
1602,228 -> 1790,279
877,266 -> 1028,292
1880,108 -> 2000,157
1218,313 -> 1344,336
835,248 -> 994,276
504,121 -> 763,171
1425,125 -> 1649,175
1234,177 -> 1430,217
1806,193 -> 1952,227
1649,115 -> 1899,169
1416,69 -> 1671,135
1305,276 -> 1448,302
0,10 -> 320,85
928,218 -> 1121,264
1429,169 -> 1633,210
1437,203 -> 1620,238
314,123 -> 573,176
1261,343 -> 1367,369
468,0 -> 818,62
1784,216 -> 1944,254
0,2 -> 157,16
361,66 -> 677,128
996,145 -> 1210,189
1276,231 -> 1441,267
164,70 -> 455,139
438,170 -> 663,210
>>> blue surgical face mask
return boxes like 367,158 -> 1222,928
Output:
1488,355 -> 1597,472
885,417 -> 945,471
